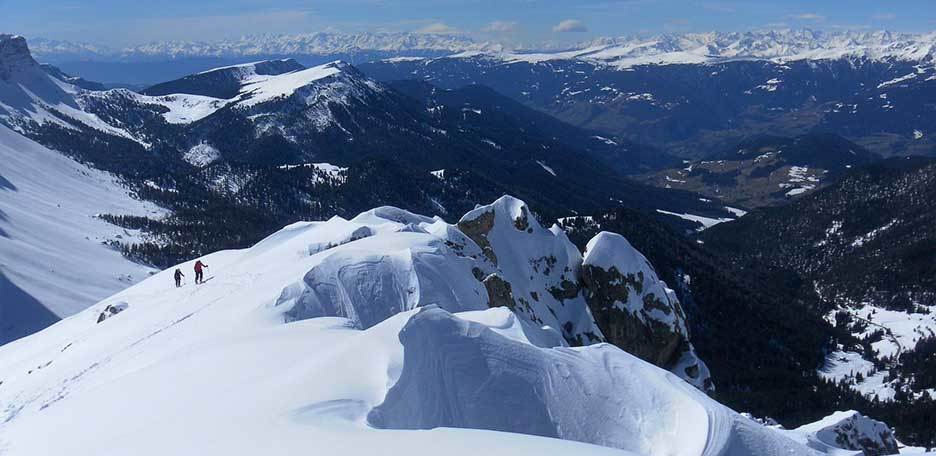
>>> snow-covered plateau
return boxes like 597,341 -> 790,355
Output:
0,194 -> 924,455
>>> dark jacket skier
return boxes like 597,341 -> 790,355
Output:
174,268 -> 184,287
194,260 -> 208,284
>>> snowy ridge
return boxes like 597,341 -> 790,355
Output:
455,30 -> 936,69
0,35 -> 145,143
0,125 -> 163,344
0,196 -> 859,455
1,35 -> 375,142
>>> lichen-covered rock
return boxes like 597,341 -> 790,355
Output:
582,231 -> 712,392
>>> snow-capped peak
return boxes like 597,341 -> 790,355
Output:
461,29 -> 936,69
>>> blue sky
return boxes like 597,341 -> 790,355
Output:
2,0 -> 934,47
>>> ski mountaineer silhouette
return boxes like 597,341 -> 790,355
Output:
174,268 -> 185,288
194,260 -> 208,284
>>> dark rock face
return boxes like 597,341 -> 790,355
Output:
821,412 -> 900,456
457,210 -> 497,265
96,302 -> 128,324
578,231 -> 711,392
581,264 -> 684,367
0,35 -> 37,80
483,273 -> 516,310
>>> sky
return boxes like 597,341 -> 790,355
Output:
1,0 -> 934,47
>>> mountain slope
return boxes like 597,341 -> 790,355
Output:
141,58 -> 305,98
702,158 -> 936,441
0,197 -> 856,456
0,125 -> 162,344
642,133 -> 881,208
361,46 -> 936,160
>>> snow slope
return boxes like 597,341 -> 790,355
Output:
0,125 -> 163,344
0,198 -> 833,455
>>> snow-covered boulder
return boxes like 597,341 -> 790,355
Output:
789,410 -> 900,455
582,231 -> 712,391
95,302 -> 128,323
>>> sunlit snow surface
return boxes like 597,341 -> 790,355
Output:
0,126 -> 163,343
0,198 -> 833,456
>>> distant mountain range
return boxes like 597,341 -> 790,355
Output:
363,33 -> 936,161
28,29 -> 936,63
28,32 -> 494,61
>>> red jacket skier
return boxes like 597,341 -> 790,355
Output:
194,260 -> 208,284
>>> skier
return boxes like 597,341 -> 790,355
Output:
194,260 -> 208,284
174,268 -> 185,288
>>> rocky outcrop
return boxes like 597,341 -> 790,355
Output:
456,209 -> 497,264
96,302 -> 128,323
792,410 -> 900,456
581,231 -> 712,392
273,196 -> 711,391
456,196 -> 603,347
0,35 -> 37,80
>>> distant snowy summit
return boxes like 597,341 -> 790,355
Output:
452,29 -> 936,69
27,32 -> 500,60
25,29 -> 936,66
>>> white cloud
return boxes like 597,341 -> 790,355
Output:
552,19 -> 588,33
871,13 -> 897,21
793,13 -> 826,21
482,21 -> 518,33
417,22 -> 457,34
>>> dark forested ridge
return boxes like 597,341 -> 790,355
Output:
362,57 -> 936,160
560,205 -> 936,447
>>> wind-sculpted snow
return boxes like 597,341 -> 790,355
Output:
277,232 -> 488,329
369,307 -> 820,456
0,196 -> 892,455
271,197 -> 595,348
